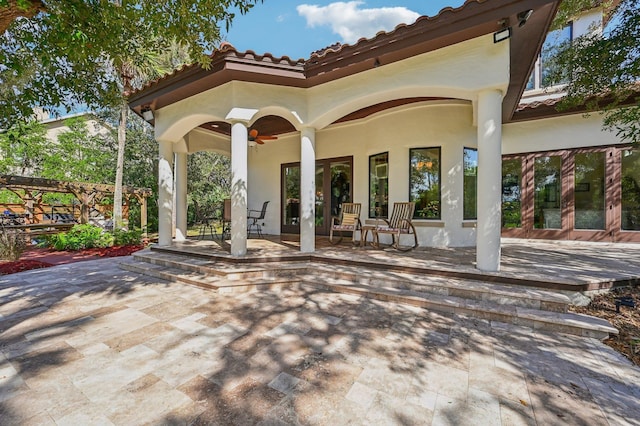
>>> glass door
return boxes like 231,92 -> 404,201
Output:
281,164 -> 300,234
281,157 -> 353,235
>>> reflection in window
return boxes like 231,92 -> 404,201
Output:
541,24 -> 572,87
502,158 -> 522,228
526,23 -> 572,91
463,148 -> 477,220
622,150 -> 640,231
410,148 -> 441,219
534,156 -> 562,229
574,152 -> 605,230
283,165 -> 300,226
369,152 -> 388,218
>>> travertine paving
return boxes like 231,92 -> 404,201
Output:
1,257 -> 639,425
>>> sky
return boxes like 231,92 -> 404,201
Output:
223,0 -> 466,60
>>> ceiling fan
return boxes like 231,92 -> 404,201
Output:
248,129 -> 278,145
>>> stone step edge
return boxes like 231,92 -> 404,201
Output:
120,260 -> 299,293
120,260 -> 616,339
134,251 -> 571,312
303,279 -> 617,340
308,264 -> 571,309
151,245 -> 628,293
133,251 -> 309,279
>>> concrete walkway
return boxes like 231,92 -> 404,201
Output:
1,257 -> 639,425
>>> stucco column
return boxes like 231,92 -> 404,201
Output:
300,127 -> 316,253
476,89 -> 503,271
231,121 -> 248,256
174,152 -> 188,241
158,139 -> 174,246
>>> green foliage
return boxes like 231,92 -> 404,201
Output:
550,0 -> 640,144
46,224 -> 114,251
41,116 -> 116,183
0,190 -> 21,204
112,228 -> 142,246
0,229 -> 27,261
0,0 -> 263,127
187,151 -> 231,224
0,119 -> 48,175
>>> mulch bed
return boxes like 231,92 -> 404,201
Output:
0,244 -> 144,276
0,259 -> 54,275
570,286 -> 640,367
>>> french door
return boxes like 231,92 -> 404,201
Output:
502,146 -> 640,242
281,156 -> 353,235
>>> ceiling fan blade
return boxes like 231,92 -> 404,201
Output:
259,135 -> 278,140
256,138 -> 265,144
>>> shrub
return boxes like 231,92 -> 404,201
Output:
0,229 -> 27,261
46,224 -> 114,251
112,228 -> 143,246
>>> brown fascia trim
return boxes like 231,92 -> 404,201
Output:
511,90 -> 640,122
130,0 -> 559,121
503,0 -> 561,123
129,54 -> 306,111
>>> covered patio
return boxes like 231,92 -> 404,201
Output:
128,0 -> 562,273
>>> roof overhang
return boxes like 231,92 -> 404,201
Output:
128,0 -> 561,126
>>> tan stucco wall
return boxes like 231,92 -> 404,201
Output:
153,34 -> 509,145
246,101 -> 479,247
503,113 -> 621,155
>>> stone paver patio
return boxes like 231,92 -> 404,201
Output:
1,257 -> 639,425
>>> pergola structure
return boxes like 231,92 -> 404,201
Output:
0,175 -> 151,231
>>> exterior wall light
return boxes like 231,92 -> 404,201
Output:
493,27 -> 512,43
141,107 -> 154,121
518,9 -> 533,27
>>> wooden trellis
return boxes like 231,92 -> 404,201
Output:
0,175 -> 152,232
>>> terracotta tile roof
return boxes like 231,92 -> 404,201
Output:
129,0 -> 560,125
516,97 -> 563,111
308,0 -> 481,61
131,0 -> 484,97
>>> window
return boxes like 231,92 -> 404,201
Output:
369,152 -> 389,218
574,152 -> 605,230
410,147 -> 440,219
533,156 -> 562,229
502,158 -> 522,228
526,23 -> 572,90
463,148 -> 477,220
622,150 -> 640,231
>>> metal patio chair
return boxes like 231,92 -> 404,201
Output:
329,202 -> 362,245
372,201 -> 418,251
247,201 -> 269,238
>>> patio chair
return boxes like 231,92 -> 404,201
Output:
247,201 -> 269,238
372,202 -> 418,251
221,198 -> 231,241
329,202 -> 362,245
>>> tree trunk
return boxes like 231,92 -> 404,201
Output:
113,100 -> 127,229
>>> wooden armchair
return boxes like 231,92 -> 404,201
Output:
372,202 -> 418,251
329,202 -> 362,245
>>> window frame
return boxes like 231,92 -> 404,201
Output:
368,151 -> 389,219
463,147 -> 478,221
409,147 -> 442,220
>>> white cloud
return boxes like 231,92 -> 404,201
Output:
297,1 -> 420,44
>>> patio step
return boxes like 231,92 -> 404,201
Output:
120,251 -> 617,339
132,250 -> 307,280
119,258 -> 300,294
308,264 -> 572,313
302,276 -> 617,340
